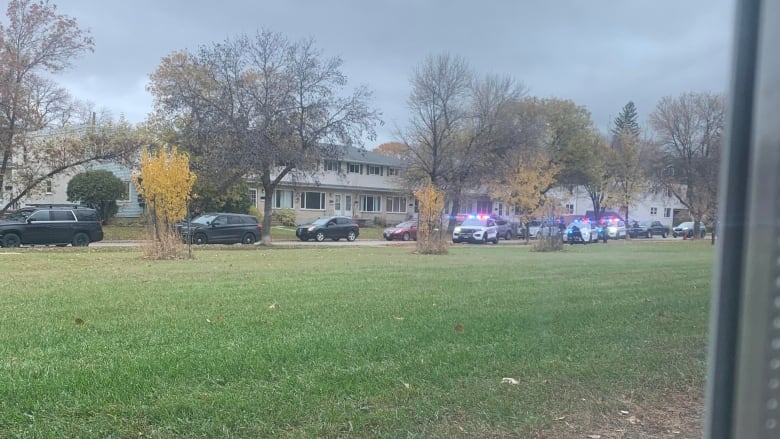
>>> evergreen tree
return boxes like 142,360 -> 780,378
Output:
611,101 -> 640,138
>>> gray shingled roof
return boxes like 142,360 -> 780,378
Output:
338,145 -> 405,167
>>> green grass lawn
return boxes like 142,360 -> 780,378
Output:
0,241 -> 714,437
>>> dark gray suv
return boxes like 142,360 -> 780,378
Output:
0,206 -> 104,247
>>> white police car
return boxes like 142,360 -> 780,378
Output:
566,218 -> 598,244
452,216 -> 499,244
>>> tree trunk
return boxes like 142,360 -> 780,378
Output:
261,173 -> 274,245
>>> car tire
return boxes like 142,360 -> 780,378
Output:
194,233 -> 208,245
346,230 -> 357,242
402,232 -> 411,241
647,230 -> 653,238
662,232 -> 668,238
493,235 -> 499,244
72,233 -> 90,247
315,231 -> 326,242
385,236 -> 393,241
241,233 -> 256,244
2,233 -> 21,248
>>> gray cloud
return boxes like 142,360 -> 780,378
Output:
51,0 -> 735,143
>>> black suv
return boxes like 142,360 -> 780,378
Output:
296,216 -> 360,242
180,213 -> 263,245
0,206 -> 103,247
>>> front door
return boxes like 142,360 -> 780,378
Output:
334,194 -> 342,216
344,195 -> 353,217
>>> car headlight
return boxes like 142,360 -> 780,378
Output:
454,227 -> 461,233
307,226 -> 316,232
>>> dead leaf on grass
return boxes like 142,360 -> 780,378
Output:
403,382 -> 411,389
627,416 -> 638,424
454,324 -> 464,333
75,318 -> 84,325
555,416 -> 566,421
393,316 -> 404,320
619,410 -> 629,415
501,377 -> 519,385
586,435 -> 601,439
268,303 -> 277,309
217,315 -> 224,322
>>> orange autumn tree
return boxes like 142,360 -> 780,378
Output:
133,146 -> 196,259
413,181 -> 448,254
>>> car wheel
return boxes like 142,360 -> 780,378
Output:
662,232 -> 668,238
385,236 -> 393,241
315,231 -> 326,242
402,232 -> 411,241
647,230 -> 653,238
241,233 -> 256,244
2,233 -> 21,248
72,233 -> 90,247
346,230 -> 357,242
194,233 -> 208,245
493,235 -> 499,244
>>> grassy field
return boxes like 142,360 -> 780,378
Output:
0,241 -> 714,437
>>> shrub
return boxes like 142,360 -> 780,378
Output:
272,209 -> 296,226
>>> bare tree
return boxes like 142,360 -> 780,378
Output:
649,92 -> 725,237
403,54 -> 524,231
148,30 -> 379,244
0,0 -> 95,211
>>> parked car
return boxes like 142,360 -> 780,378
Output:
627,220 -> 670,238
673,221 -> 706,238
493,217 -> 514,240
452,216 -> 499,244
296,216 -> 359,242
383,220 -> 417,241
0,206 -> 103,247
566,219 -> 598,244
180,212 -> 262,245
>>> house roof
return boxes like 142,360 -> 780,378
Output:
338,145 -> 405,167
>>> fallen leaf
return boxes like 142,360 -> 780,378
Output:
454,324 -> 464,333
75,318 -> 84,325
206,318 -> 211,323
268,303 -> 277,309
501,377 -> 519,385
403,382 -> 411,389
393,316 -> 404,320
555,416 -> 566,421
620,410 -> 629,415
217,315 -> 224,322
627,416 -> 638,424
587,435 -> 601,439
657,309 -> 666,317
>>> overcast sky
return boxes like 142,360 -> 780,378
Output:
51,0 -> 735,146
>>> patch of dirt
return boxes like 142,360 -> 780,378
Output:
532,391 -> 703,439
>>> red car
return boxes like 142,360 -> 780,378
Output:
383,220 -> 417,241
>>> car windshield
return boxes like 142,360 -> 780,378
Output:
679,222 -> 693,228
460,218 -> 487,227
4,210 -> 32,221
191,215 -> 216,225
395,221 -> 413,228
638,221 -> 652,227
312,217 -> 332,226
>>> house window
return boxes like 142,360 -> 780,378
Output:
249,189 -> 258,207
386,196 -> 406,213
361,195 -> 381,212
324,160 -> 340,172
301,191 -> 325,210
650,207 -> 658,216
387,168 -> 399,176
367,165 -> 382,175
476,200 -> 491,214
273,189 -> 294,209
664,208 -> 672,218
565,203 -> 574,215
45,179 -> 53,194
348,163 -> 362,174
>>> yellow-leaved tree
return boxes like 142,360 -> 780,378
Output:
491,150 -> 560,242
413,181 -> 448,255
133,147 -> 196,259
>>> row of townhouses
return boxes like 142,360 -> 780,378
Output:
5,145 -> 689,227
